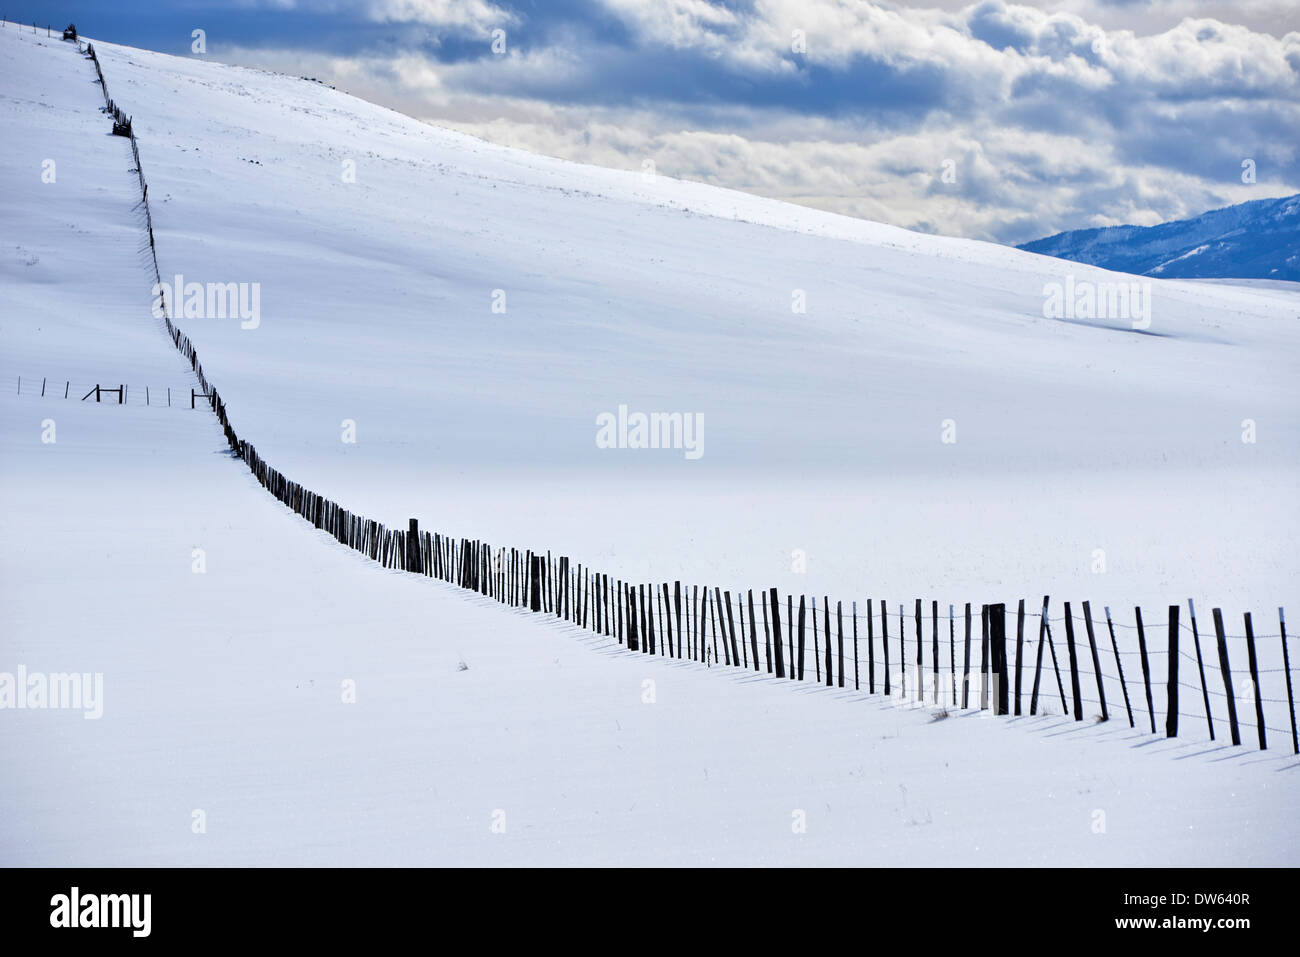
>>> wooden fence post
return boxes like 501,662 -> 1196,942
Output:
708,588 -> 719,665
1103,607 -> 1134,728
1081,601 -> 1108,722
406,519 -> 420,574
949,604 -> 957,707
796,595 -> 807,681
1030,597 -> 1048,715
644,584 -> 654,654
899,603 -> 906,698
1135,607 -> 1155,732
868,599 -> 876,693
852,601 -> 860,690
812,597 -> 820,681
961,602 -> 972,708
1045,611 -> 1069,715
675,583 -> 684,657
1244,612 -> 1266,750
837,601 -> 845,689
914,598 -> 923,702
1013,599 -> 1025,715
749,590 -> 760,671
662,584 -> 674,657
823,597 -> 833,687
723,589 -> 739,667
881,599 -> 890,696
1062,602 -> 1084,721
1187,600 -> 1214,740
788,596 -> 794,679
627,584 -> 639,652
930,601 -> 939,704
530,555 -> 541,612
762,591 -> 773,674
979,604 -> 990,710
1211,608 -> 1240,745
990,603 -> 1008,715
1281,608 -> 1297,755
1165,604 -> 1179,738
735,590 -> 745,667
698,586 -> 707,662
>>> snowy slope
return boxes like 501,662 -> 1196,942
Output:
4,399 -> 1295,867
9,34 -> 1282,617
1,28 -> 1298,866
1018,194 -> 1300,282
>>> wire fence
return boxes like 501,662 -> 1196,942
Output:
13,375 -> 204,408
62,32 -> 1300,759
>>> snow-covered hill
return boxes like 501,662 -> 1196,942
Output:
1,27 -> 1297,865
1018,194 -> 1300,282
5,32 -> 1289,613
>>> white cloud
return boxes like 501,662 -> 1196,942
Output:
215,1 -> 1300,242
367,0 -> 516,35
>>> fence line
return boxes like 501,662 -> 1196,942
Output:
14,375 -> 201,407
68,37 -> 1300,757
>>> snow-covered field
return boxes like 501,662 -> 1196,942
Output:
1,27 -> 1297,866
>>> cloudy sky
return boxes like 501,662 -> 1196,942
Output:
19,0 -> 1300,243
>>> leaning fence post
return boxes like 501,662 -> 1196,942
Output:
761,593 -> 771,673
796,595 -> 806,681
812,597 -> 820,681
1165,605 -> 1180,738
769,588 -> 785,678
723,589 -> 739,667
1278,608 -> 1297,755
788,596 -> 794,679
1030,597 -> 1048,715
1135,607 -> 1155,732
1243,612 -> 1266,751
1187,599 -> 1214,740
1211,608 -> 1240,745
1081,601 -> 1108,722
1045,612 -> 1069,715
1103,607 -> 1134,728
823,596 -> 832,686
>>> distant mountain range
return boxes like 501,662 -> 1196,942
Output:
1017,194 -> 1299,282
